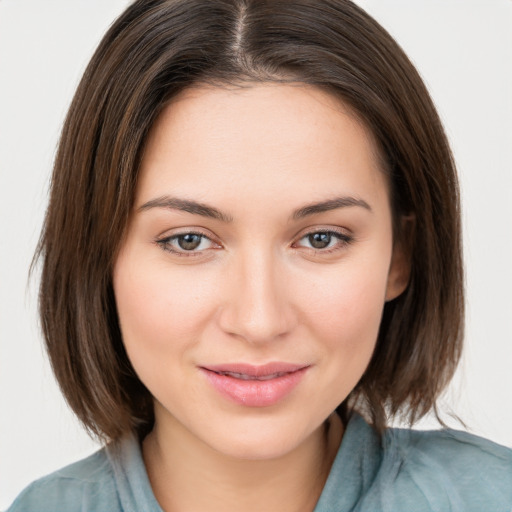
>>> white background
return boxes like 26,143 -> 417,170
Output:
1,0 -> 511,509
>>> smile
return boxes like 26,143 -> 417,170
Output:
200,363 -> 310,407
215,371 -> 290,381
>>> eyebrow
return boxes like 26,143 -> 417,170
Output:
138,196 -> 234,223
138,195 -> 371,222
292,196 -> 372,219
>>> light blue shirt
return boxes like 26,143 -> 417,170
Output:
8,414 -> 512,511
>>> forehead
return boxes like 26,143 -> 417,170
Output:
137,83 -> 388,212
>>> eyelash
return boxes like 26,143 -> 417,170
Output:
156,230 -> 219,257
294,228 -> 354,254
155,228 -> 354,257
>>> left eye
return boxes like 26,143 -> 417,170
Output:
296,231 -> 351,250
158,233 -> 215,254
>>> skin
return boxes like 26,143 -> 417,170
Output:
113,83 -> 409,512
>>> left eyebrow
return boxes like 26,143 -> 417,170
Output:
292,197 -> 372,220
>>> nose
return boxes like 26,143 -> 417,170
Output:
217,249 -> 296,344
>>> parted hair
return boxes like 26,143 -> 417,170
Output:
37,0 -> 464,441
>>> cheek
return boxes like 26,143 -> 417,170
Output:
296,256 -> 390,396
302,260 -> 388,338
113,249 -> 219,362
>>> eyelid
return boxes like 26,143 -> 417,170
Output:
292,226 -> 354,252
155,228 -> 222,257
294,225 -> 353,241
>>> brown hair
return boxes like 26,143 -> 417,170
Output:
37,0 -> 464,441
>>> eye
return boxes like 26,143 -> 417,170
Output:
294,229 -> 353,253
156,231 -> 219,256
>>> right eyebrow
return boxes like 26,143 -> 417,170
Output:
137,196 -> 234,223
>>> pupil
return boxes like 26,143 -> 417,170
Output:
309,232 -> 331,249
178,234 -> 202,250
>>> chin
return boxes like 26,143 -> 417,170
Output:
198,411 -> 325,461
211,432 -> 305,461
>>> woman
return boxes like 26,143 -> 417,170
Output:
7,0 -> 512,511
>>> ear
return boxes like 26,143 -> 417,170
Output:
385,216 -> 414,302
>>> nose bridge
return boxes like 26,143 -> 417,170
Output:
219,244 -> 293,343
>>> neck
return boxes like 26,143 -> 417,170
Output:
143,413 -> 343,512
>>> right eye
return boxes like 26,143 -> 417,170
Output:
156,232 -> 219,256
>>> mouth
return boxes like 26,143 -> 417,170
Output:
212,370 -> 293,381
199,363 -> 310,407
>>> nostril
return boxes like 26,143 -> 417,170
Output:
217,302 -> 294,344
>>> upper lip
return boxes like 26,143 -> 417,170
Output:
200,362 -> 309,378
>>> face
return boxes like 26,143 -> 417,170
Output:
113,83 -> 407,460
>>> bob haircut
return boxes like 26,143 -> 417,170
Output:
37,0 -> 464,441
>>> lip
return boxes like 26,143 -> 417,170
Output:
200,363 -> 309,407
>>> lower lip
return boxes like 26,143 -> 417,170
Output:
201,367 -> 308,407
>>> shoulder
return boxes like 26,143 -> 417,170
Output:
6,448 -> 122,512
379,425 -> 512,511
385,425 -> 512,481
320,414 -> 512,512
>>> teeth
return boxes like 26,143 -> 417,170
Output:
218,371 -> 286,381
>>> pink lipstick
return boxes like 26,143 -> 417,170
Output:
200,363 -> 309,407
